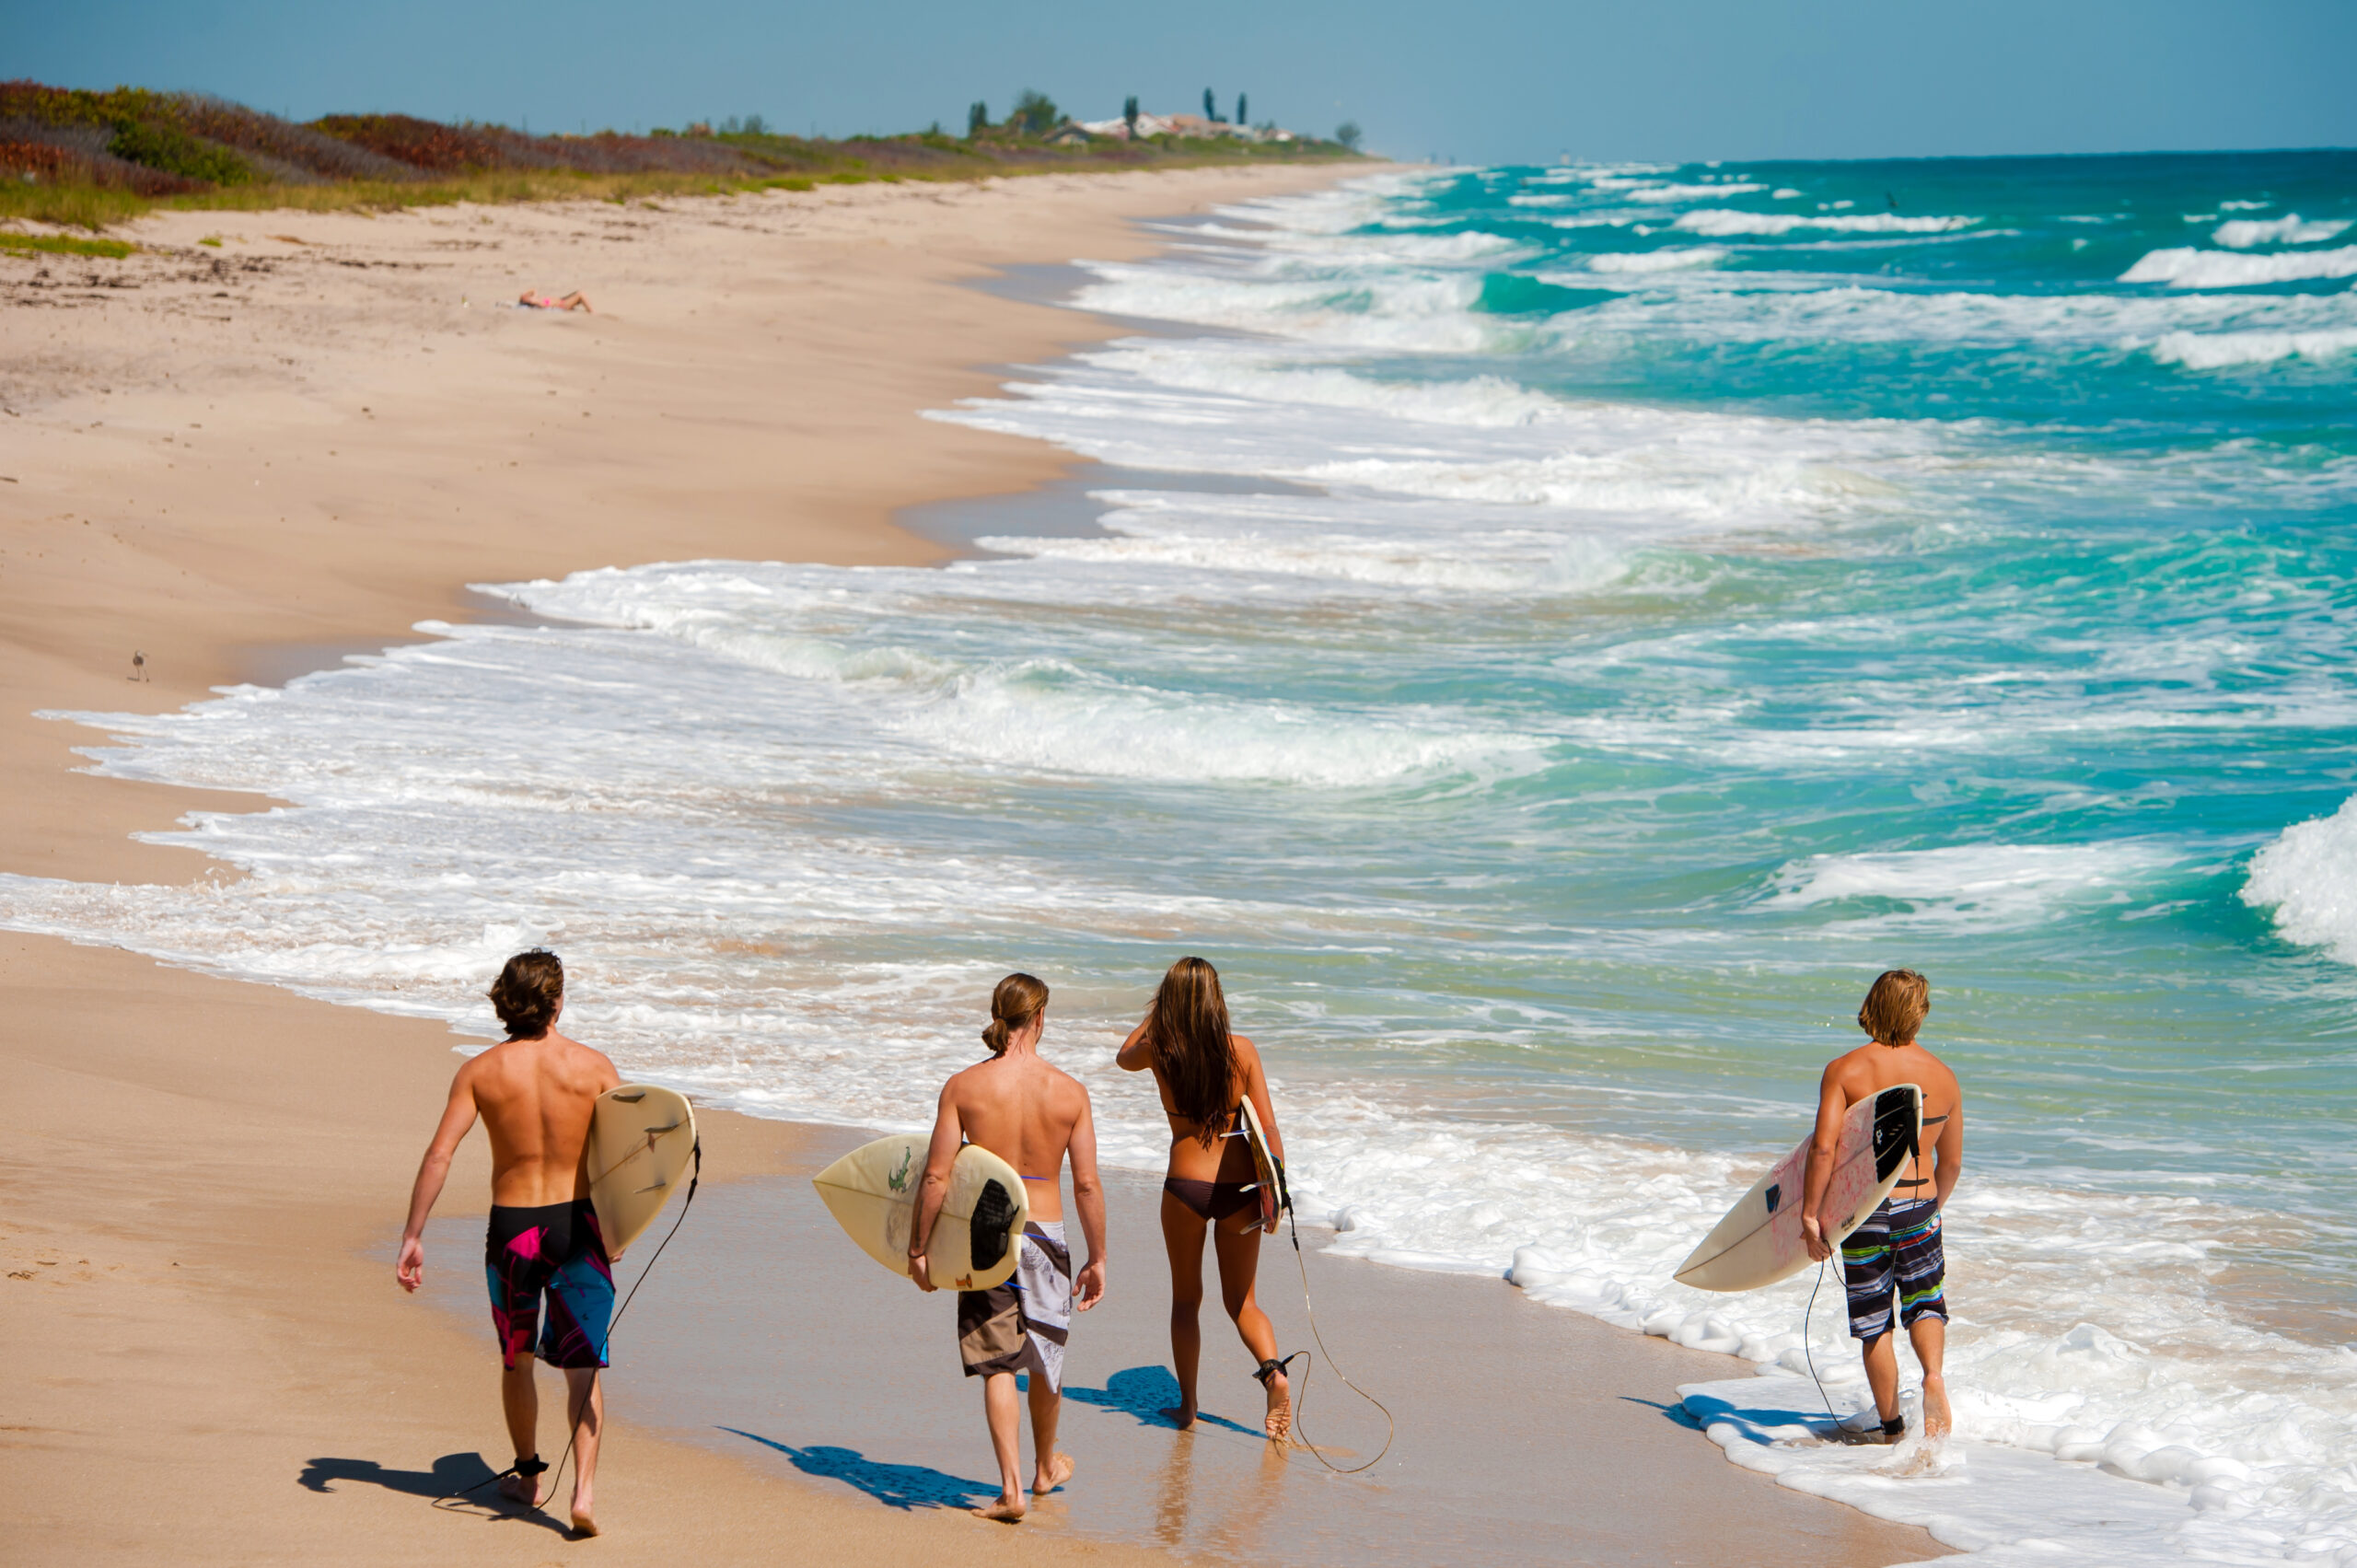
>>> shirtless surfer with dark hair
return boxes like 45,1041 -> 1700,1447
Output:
1802,968 -> 1965,1443
909,973 -> 1109,1523
397,948 -> 621,1536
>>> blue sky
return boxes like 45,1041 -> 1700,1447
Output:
17,0 -> 2354,165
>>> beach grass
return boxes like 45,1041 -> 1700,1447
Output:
11,148 -> 1350,231
0,229 -> 136,258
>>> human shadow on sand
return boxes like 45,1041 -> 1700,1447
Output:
297,1453 -> 573,1534
1063,1364 -> 1263,1437
721,1428 -> 996,1512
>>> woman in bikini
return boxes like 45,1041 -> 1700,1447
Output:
1116,956 -> 1292,1440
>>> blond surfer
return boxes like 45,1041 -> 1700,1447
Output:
396,949 -> 621,1536
1116,956 -> 1294,1441
1801,969 -> 1965,1443
909,973 -> 1109,1523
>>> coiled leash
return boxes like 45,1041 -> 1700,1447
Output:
435,1141 -> 702,1516
1267,1159 -> 1395,1475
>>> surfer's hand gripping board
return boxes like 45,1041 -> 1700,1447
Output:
586,1085 -> 699,1261
812,1134 -> 1031,1293
1237,1096 -> 1289,1236
1673,1083 -> 1922,1293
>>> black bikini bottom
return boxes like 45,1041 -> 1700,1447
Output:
1164,1175 -> 1256,1223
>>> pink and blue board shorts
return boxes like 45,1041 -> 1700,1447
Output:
484,1199 -> 613,1370
1841,1197 -> 1948,1342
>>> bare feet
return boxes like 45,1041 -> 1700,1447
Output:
1261,1366 -> 1293,1443
570,1500 -> 598,1538
973,1493 -> 1027,1523
1922,1375 -> 1952,1440
497,1465 -> 544,1507
1160,1405 -> 1196,1431
1033,1452 -> 1075,1497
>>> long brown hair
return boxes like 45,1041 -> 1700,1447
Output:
1145,956 -> 1237,1147
982,972 -> 1049,1056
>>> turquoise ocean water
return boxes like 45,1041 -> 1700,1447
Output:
5,152 -> 2354,1560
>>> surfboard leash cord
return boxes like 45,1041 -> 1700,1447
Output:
435,1139 -> 703,1518
1278,1193 -> 1396,1476
1803,1252 -> 1838,1422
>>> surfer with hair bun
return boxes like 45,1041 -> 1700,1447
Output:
1802,968 -> 1966,1444
1116,956 -> 1294,1441
909,971 -> 1109,1523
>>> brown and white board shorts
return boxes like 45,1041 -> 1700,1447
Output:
957,1219 -> 1072,1392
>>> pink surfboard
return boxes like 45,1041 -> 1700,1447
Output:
1674,1084 -> 1922,1293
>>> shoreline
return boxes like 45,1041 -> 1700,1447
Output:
0,166 -> 1945,1562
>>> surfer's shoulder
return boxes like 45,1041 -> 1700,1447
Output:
1821,1044 -> 1878,1089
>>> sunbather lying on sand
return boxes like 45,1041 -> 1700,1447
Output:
519,290 -> 592,312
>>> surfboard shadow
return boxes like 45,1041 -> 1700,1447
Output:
1618,1395 -> 1704,1431
1062,1365 -> 1262,1437
1678,1390 -> 1837,1443
720,1428 -> 997,1512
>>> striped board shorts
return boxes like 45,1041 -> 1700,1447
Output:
1841,1197 -> 1947,1342
957,1220 -> 1073,1393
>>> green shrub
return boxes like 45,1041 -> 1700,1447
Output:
108,119 -> 252,185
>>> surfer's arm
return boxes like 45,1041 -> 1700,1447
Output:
395,1067 -> 481,1292
1798,1063 -> 1849,1263
907,1083 -> 963,1291
1115,1015 -> 1155,1072
1932,1095 -> 1963,1209
1237,1036 -> 1283,1166
1067,1088 -> 1109,1310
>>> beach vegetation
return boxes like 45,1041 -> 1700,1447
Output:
1237,93 -> 1248,125
1124,97 -> 1140,135
1336,121 -> 1363,150
0,78 -> 1368,231
0,229 -> 136,259
1009,90 -> 1060,137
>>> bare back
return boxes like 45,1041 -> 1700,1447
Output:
1138,1033 -> 1282,1185
459,1030 -> 621,1207
1821,1038 -> 1964,1199
936,1053 -> 1091,1222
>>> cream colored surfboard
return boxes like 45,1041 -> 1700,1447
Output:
1674,1083 -> 1922,1293
586,1084 -> 698,1261
812,1134 -> 1031,1293
1237,1096 -> 1288,1230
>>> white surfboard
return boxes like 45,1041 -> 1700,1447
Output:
812,1134 -> 1032,1293
1236,1096 -> 1288,1230
586,1084 -> 699,1260
1674,1083 -> 1922,1293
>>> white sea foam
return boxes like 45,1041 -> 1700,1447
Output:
2151,327 -> 2357,368
2242,794 -> 2357,966
1621,180 -> 1768,203
1762,842 -> 2189,931
2121,245 -> 2357,288
2213,215 -> 2351,248
1674,209 -> 1980,237
1585,245 -> 1728,273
